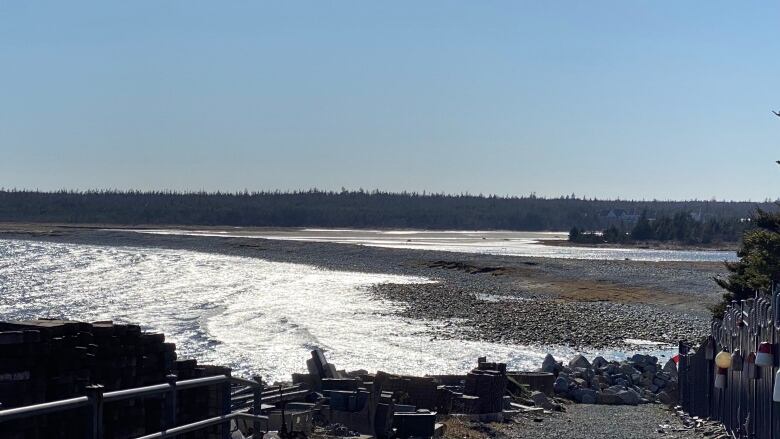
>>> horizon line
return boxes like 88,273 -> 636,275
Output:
1,187 -> 777,204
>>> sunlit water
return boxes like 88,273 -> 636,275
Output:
0,239 -> 676,382
130,228 -> 737,262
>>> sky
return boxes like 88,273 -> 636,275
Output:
1,2 -> 778,201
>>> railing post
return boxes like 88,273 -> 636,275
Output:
84,384 -> 104,439
222,378 -> 232,439
164,374 -> 178,430
253,376 -> 264,438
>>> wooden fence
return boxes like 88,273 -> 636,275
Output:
679,287 -> 780,438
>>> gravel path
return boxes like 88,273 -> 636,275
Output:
490,404 -> 704,439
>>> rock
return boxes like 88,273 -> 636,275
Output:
620,364 -> 636,377
568,354 -> 592,370
541,354 -> 562,373
604,385 -> 624,394
616,389 -> 640,405
592,356 -> 608,369
658,390 -> 676,405
531,391 -> 555,410
630,354 -> 657,365
596,391 -> 622,405
663,359 -> 678,377
572,388 -> 597,404
553,376 -> 569,394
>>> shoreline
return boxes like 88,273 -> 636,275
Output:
0,223 -> 724,350
538,238 -> 739,252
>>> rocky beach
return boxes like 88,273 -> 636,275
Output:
0,224 -> 726,351
0,224 -> 733,438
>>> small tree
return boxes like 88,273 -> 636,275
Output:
714,210 -> 780,316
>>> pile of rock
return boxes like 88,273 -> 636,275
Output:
539,353 -> 678,406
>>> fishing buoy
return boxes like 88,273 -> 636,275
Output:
715,349 -> 732,369
715,367 -> 728,389
747,352 -> 760,380
756,342 -> 774,367
731,349 -> 744,372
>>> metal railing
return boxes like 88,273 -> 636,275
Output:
0,374 -> 269,439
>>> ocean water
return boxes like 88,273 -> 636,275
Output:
0,239 -> 676,382
130,228 -> 737,262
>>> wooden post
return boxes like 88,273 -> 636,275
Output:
253,376 -> 264,438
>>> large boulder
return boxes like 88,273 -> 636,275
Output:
619,363 -> 636,377
662,359 -> 678,377
616,388 -> 640,406
596,391 -> 622,405
630,354 -> 657,366
553,376 -> 570,394
572,388 -> 597,404
592,356 -> 609,369
569,354 -> 592,370
541,354 -> 562,374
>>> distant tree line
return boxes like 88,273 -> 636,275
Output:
0,189 -> 772,231
569,211 -> 748,245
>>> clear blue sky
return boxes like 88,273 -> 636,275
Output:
1,2 -> 778,200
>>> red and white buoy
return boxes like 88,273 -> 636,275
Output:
756,342 -> 774,367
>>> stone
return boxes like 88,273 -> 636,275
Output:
592,356 -> 608,369
553,377 -> 569,394
568,354 -> 592,370
663,359 -> 678,377
531,391 -> 555,410
604,385 -> 624,394
620,364 -> 636,377
596,391 -> 622,405
658,391 -> 676,405
648,384 -> 659,393
540,354 -> 562,374
572,388 -> 597,404
616,389 -> 640,406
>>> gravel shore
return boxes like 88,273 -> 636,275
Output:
371,282 -> 709,348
